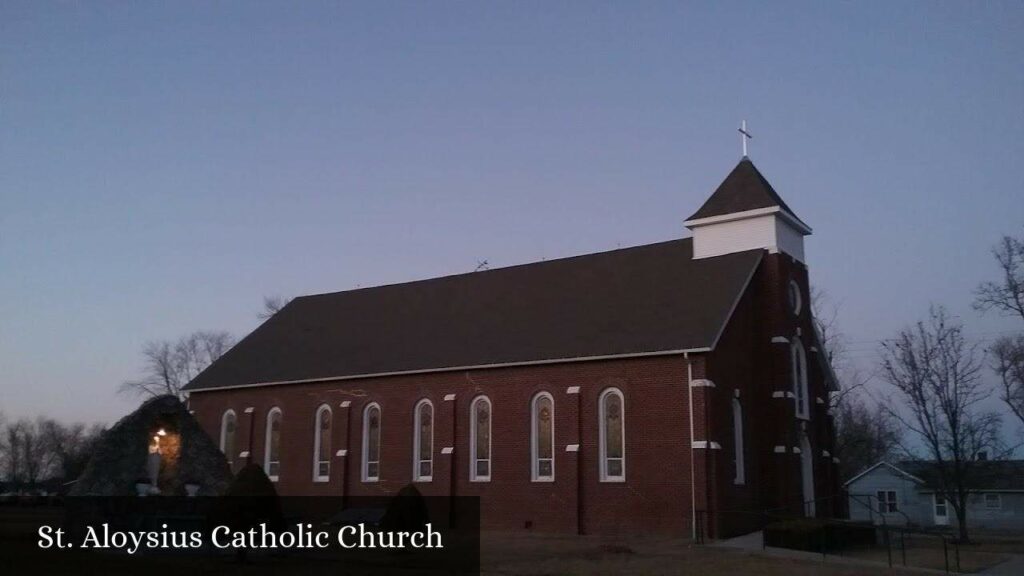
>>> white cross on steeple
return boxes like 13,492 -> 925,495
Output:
738,120 -> 752,157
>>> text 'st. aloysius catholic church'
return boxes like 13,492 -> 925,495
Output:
184,158 -> 840,538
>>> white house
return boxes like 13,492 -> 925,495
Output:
845,460 -> 1024,532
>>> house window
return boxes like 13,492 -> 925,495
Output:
732,398 -> 745,485
531,392 -> 554,482
470,396 -> 491,481
220,410 -> 237,469
413,399 -> 433,481
984,493 -> 1001,510
264,407 -> 282,482
599,388 -> 625,482
362,403 -> 381,482
876,490 -> 898,513
791,338 -> 809,419
313,405 -> 331,482
934,493 -> 948,517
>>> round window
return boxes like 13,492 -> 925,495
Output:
788,280 -> 802,315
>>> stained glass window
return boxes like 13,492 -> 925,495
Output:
363,404 -> 381,481
314,405 -> 331,480
414,400 -> 433,480
220,410 -> 236,469
532,393 -> 554,480
471,397 -> 491,480
600,389 -> 624,481
265,408 -> 282,480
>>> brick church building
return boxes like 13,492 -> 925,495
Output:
184,157 -> 840,538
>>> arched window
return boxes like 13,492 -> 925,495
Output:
362,403 -> 381,482
791,338 -> 809,419
531,392 -> 554,481
800,432 -> 815,517
313,404 -> 332,482
413,399 -> 433,481
264,407 -> 282,482
470,396 -> 491,481
599,388 -> 625,482
220,410 -> 237,469
732,398 -> 745,485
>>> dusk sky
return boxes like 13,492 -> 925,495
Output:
2,2 -> 1022,434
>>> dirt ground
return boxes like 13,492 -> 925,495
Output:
479,532 -> 931,576
836,533 -> 1024,574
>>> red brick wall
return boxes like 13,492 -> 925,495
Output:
187,251 -> 840,540
705,252 -> 840,537
189,355 -> 696,536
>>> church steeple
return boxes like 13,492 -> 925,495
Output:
685,158 -> 811,261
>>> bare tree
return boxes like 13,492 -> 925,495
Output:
974,234 -> 1024,319
258,295 -> 292,320
833,398 -> 901,481
974,233 -> 1024,427
0,420 -> 23,484
19,419 -> 54,485
40,420 -> 105,482
812,288 -> 899,479
880,306 -> 1003,543
119,330 -> 235,399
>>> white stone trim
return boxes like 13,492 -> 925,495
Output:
443,394 -> 456,401
690,379 -> 715,388
815,397 -> 825,405
441,447 -> 454,455
243,407 -> 254,414
566,386 -> 580,394
336,449 -> 347,457
771,336 -> 790,344
691,441 -> 722,450
792,446 -> 802,454
340,400 -> 352,408
772,391 -> 796,399
822,450 -> 831,458
186,348 -> 711,393
774,446 -> 787,453
239,450 -> 250,458
565,444 -> 580,452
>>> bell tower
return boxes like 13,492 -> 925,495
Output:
684,158 -> 811,261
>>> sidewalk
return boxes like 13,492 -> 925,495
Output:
978,554 -> 1024,575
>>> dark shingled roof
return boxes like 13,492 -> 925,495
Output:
898,460 -> 1024,491
687,157 -> 805,225
184,238 -> 762,391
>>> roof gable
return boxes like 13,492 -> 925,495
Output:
184,239 -> 763,391
686,158 -> 805,225
844,461 -> 926,487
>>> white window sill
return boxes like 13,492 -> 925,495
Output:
470,478 -> 491,483
413,477 -> 433,483
600,477 -> 626,483
531,477 -> 555,483
362,478 -> 379,483
268,476 -> 279,483
313,477 -> 330,483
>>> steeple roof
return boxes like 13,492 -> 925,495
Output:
686,157 -> 806,226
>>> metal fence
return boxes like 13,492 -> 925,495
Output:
696,493 -> 969,574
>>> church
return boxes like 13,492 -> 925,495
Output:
183,157 -> 840,538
